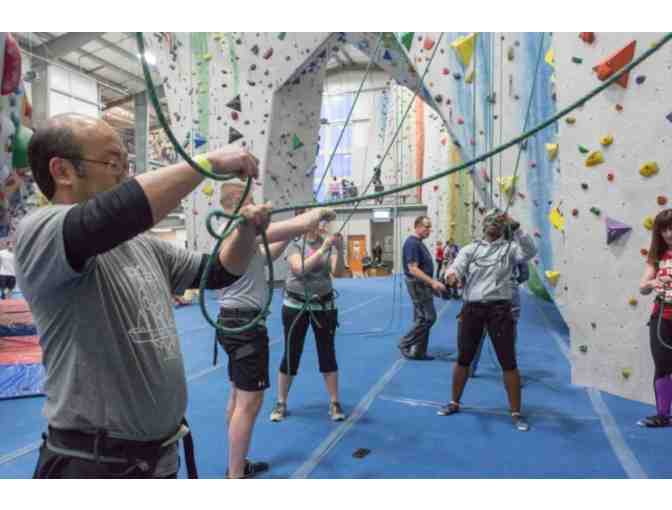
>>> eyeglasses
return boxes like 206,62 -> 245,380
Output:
62,157 -> 129,176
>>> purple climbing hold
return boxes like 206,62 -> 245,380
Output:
666,112 -> 672,123
606,217 -> 632,244
635,75 -> 646,85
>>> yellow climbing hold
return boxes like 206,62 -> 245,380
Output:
628,297 -> 638,306
465,69 -> 475,84
546,143 -> 559,161
600,135 -> 614,147
643,216 -> 655,230
585,151 -> 605,167
450,33 -> 476,68
545,271 -> 560,286
202,182 -> 214,198
622,368 -> 632,379
497,176 -> 518,197
203,53 -> 213,62
639,161 -> 659,177
545,48 -> 555,67
549,208 -> 565,232
565,117 -> 576,125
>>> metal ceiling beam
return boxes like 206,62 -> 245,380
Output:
62,48 -> 146,89
339,48 -> 356,66
93,35 -> 143,64
33,32 -> 107,60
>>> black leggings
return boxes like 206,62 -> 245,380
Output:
457,302 -> 517,371
650,314 -> 672,379
280,306 -> 338,376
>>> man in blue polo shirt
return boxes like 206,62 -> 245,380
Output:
399,215 -> 446,360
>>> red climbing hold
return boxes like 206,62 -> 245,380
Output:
607,172 -> 614,182
579,32 -> 595,44
423,37 -> 435,51
231,111 -> 239,121
657,196 -> 668,206
1,33 -> 22,96
442,68 -> 450,75
572,208 -> 579,217
592,40 -> 636,88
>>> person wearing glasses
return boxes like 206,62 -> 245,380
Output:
398,215 -> 447,360
15,113 -> 266,478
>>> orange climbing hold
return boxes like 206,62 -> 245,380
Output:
423,37 -> 435,51
579,32 -> 595,44
657,196 -> 668,206
592,40 -> 636,88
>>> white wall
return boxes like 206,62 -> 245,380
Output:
48,65 -> 99,118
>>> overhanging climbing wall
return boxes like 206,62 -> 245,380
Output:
553,32 -> 672,403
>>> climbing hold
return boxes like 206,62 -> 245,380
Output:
400,32 -> 414,51
628,297 -> 638,306
579,345 -> 588,353
546,143 -> 559,161
566,117 -> 576,125
194,134 -> 207,149
591,322 -> 597,330
382,49 -> 393,61
228,127 -> 244,144
572,208 -> 579,217
572,56 -> 583,64
641,248 -> 649,257
600,135 -> 614,147
450,33 -> 476,68
585,151 -> 605,167
579,32 -> 595,44
622,368 -> 632,380
278,33 -> 287,40
231,111 -> 239,121
250,44 -> 259,56
635,75 -> 646,85
545,271 -> 560,286
442,68 -> 450,75
639,161 -> 659,177
507,47 -> 514,61
352,448 -> 371,459
291,134 -> 304,150
202,53 -> 213,62
578,145 -> 590,154
545,48 -> 555,67
666,112 -> 672,123
465,69 -> 475,84
453,73 -> 462,80
592,40 -> 636,88
590,207 -> 601,216
657,196 -> 668,206
643,216 -> 654,230
606,217 -> 632,244
423,37 -> 435,51
497,176 -> 518,197
457,117 -> 464,125
226,95 -> 242,112
263,48 -> 274,60
549,208 -> 565,232
202,182 -> 214,198
1,33 -> 22,96
581,183 -> 589,190
607,172 -> 614,182
11,125 -> 33,169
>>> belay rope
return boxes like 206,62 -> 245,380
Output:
136,32 -> 672,336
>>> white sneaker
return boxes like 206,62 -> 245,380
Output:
270,401 -> 287,422
329,402 -> 346,421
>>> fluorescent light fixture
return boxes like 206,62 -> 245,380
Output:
137,51 -> 156,66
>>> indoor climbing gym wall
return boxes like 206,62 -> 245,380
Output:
0,32 -> 35,250
552,32 -> 672,403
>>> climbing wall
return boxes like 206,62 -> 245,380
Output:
0,32 -> 35,249
553,32 -> 672,403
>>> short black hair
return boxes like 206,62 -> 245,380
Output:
28,123 -> 83,200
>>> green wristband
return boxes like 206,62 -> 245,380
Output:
194,154 -> 213,172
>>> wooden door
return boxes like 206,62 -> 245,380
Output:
347,235 -> 366,275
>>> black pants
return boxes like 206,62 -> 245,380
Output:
33,428 -> 178,479
399,278 -> 436,355
0,275 -> 15,298
280,306 -> 338,376
650,313 -> 672,379
457,301 -> 517,371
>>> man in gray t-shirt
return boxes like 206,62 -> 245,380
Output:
17,113 -> 263,478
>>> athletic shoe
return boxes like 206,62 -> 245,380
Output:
437,402 -> 460,416
637,415 -> 670,427
226,459 -> 270,479
270,401 -> 287,422
329,401 -> 346,421
512,413 -> 530,432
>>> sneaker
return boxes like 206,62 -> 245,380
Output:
226,459 -> 269,479
637,415 -> 670,428
512,413 -> 530,432
270,401 -> 287,422
329,401 -> 346,421
437,402 -> 460,416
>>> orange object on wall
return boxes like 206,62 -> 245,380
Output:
579,32 -> 595,44
592,40 -> 636,88
415,97 -> 425,202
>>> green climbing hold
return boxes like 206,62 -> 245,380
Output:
590,207 -> 601,216
12,125 -> 33,169
278,33 -> 287,40
579,345 -> 588,353
578,145 -> 589,154
401,32 -> 414,51
291,134 -> 304,150
572,56 -> 583,64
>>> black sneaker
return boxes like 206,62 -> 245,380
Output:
637,415 -> 671,428
226,459 -> 270,479
329,401 -> 346,421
